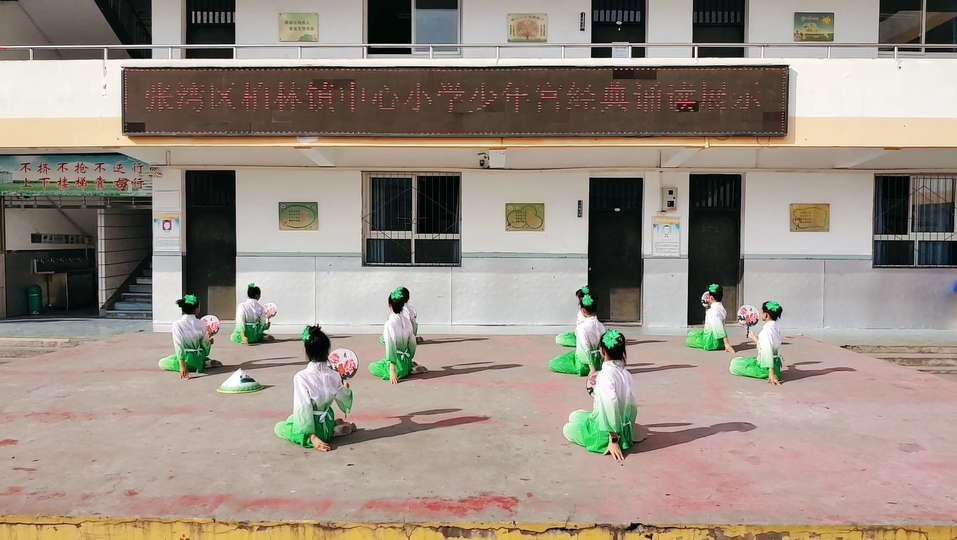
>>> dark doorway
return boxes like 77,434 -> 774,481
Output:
591,0 -> 646,58
185,0 -> 235,59
588,178 -> 643,322
687,174 -> 741,325
184,171 -> 236,318
693,0 -> 745,58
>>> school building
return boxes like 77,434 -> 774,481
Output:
0,0 -> 956,330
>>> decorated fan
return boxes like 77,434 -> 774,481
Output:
329,348 -> 360,380
586,371 -> 599,396
201,315 -> 220,336
737,304 -> 760,327
216,369 -> 264,394
263,302 -> 278,319
700,291 -> 711,308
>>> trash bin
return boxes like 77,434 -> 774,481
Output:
27,284 -> 42,315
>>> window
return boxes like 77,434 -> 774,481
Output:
363,173 -> 461,266
874,174 -> 957,267
880,0 -> 957,52
185,0 -> 235,59
367,0 -> 460,55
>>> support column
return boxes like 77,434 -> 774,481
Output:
151,0 -> 186,59
152,167 -> 184,331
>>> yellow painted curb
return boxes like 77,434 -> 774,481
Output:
1,517 -> 955,540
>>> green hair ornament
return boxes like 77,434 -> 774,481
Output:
708,283 -> 720,294
581,294 -> 595,307
580,286 -> 590,295
248,283 -> 256,289
183,294 -> 198,306
390,289 -> 404,301
602,329 -> 623,350
766,301 -> 782,313
301,326 -> 311,342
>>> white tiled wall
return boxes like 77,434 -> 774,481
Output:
97,209 -> 151,306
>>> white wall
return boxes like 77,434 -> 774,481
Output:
235,168 -> 361,255
646,0 -> 693,58
462,0 -> 591,58
234,0 -> 363,59
743,172 -> 873,257
747,0 -> 880,58
230,168 -> 585,328
4,208 -> 97,251
151,0 -> 184,59
97,209 -> 151,306
461,170 -> 587,254
151,167 -> 184,328
0,2 -> 59,60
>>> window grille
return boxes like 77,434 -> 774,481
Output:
362,172 -> 461,266
874,174 -> 957,267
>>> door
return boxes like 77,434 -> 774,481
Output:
184,171 -> 236,318
687,174 -> 741,325
588,178 -> 643,322
591,0 -> 646,58
692,0 -> 745,58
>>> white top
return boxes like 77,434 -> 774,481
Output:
171,314 -> 209,355
575,315 -> 606,366
704,301 -> 728,339
576,309 -> 586,325
756,320 -> 782,368
593,359 -> 638,434
236,298 -> 266,327
383,311 -> 416,361
402,304 -> 417,324
291,361 -> 353,429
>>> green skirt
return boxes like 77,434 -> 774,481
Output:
274,408 -> 336,447
369,351 -> 414,381
555,332 -> 576,348
686,329 -> 724,351
730,355 -> 783,380
548,351 -> 593,377
231,322 -> 266,344
563,410 -> 634,454
158,343 -> 211,373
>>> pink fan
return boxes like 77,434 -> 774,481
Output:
201,315 -> 220,336
737,304 -> 760,327
586,371 -> 599,396
263,302 -> 278,319
329,348 -> 360,380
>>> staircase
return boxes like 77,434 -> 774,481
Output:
105,262 -> 152,319
844,345 -> 957,379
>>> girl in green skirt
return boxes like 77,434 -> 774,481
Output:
231,283 -> 272,345
549,294 -> 605,376
369,288 -> 421,384
730,301 -> 784,385
274,326 -> 356,451
158,295 -> 220,380
563,329 -> 641,461
686,283 -> 735,353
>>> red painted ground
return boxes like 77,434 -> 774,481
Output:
1,331 -> 956,525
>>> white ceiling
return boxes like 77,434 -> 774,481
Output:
16,0 -> 122,59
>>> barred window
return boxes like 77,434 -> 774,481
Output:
874,174 -> 957,267
362,172 -> 461,266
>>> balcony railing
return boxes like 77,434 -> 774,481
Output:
2,42 -> 957,61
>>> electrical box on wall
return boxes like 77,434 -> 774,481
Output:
661,187 -> 677,211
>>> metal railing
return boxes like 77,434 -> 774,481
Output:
1,42 -> 957,61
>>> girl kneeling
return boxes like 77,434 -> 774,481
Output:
274,326 -> 356,451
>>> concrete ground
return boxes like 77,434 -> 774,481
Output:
2,330 -> 957,526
